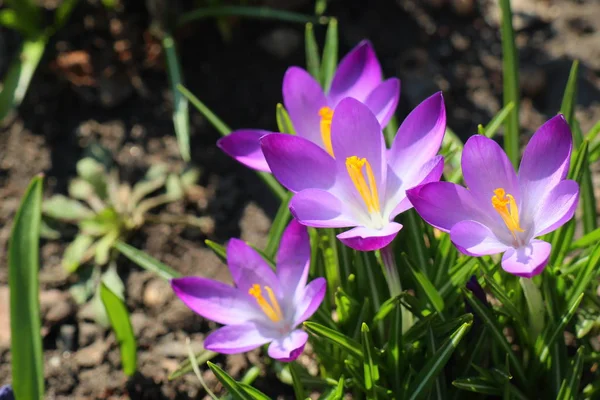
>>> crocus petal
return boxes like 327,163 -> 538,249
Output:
227,239 -> 280,295
171,277 -> 260,325
204,323 -> 272,354
519,115 -> 573,220
276,220 -> 311,299
386,155 -> 445,219
267,330 -> 308,362
501,239 -> 551,278
337,222 -> 403,251
461,135 -> 520,206
294,277 -> 327,325
328,41 -> 382,106
290,189 -> 360,228
330,97 -> 386,184
533,179 -> 579,236
217,129 -> 272,172
261,133 -> 336,192
364,78 -> 400,127
282,66 -> 328,143
388,92 -> 446,177
406,181 -> 483,232
450,220 -> 509,257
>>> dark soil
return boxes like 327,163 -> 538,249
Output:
1,0 -> 599,398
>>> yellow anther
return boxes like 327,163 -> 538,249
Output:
318,106 -> 335,157
248,284 -> 283,323
491,188 -> 524,239
346,156 -> 380,214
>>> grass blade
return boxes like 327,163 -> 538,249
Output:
403,253 -> 444,314
264,192 -> 292,258
163,33 -> 190,161
305,22 -> 321,81
207,361 -> 253,400
275,103 -> 295,134
114,240 -> 181,280
0,36 -> 46,121
499,0 -> 520,168
560,60 -> 579,129
361,323 -> 379,399
480,101 -> 515,138
178,6 -> 327,27
557,347 -> 585,400
8,176 -> 44,400
320,17 -> 338,91
566,241 -> 600,309
304,321 -> 363,360
407,322 -> 472,400
100,282 -> 137,376
289,362 -> 307,400
570,226 -> 600,249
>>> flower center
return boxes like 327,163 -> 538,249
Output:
318,106 -> 335,157
346,156 -> 381,217
491,188 -> 524,240
248,284 -> 283,323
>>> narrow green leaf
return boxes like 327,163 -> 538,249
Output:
383,115 -> 399,147
205,239 -> 227,260
586,119 -> 600,142
114,240 -> 181,280
403,253 -> 444,313
305,23 -> 321,81
361,323 -> 379,399
168,349 -> 218,380
560,60 -> 579,128
452,378 -> 502,395
100,283 -> 137,376
463,289 -> 526,383
304,321 -> 363,360
483,275 -> 529,344
557,347 -> 585,400
567,242 -> 600,308
264,192 -> 292,258
62,234 -> 94,273
315,0 -> 328,15
571,226 -> 600,249
53,0 -> 79,31
163,33 -> 190,161
289,362 -> 306,400
275,103 -> 295,134
573,123 -> 597,234
178,6 -> 327,27
482,102 -> 515,138
499,0 -> 520,168
407,322 -> 472,400
9,176 -> 44,400
0,36 -> 47,121
239,384 -> 271,400
320,18 -> 338,91
207,361 -> 253,400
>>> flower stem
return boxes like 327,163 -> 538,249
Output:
520,277 -> 545,340
380,244 -> 412,332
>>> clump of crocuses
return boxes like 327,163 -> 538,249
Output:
171,221 -> 325,362
218,41 -> 400,172
407,115 -> 579,277
260,93 -> 446,251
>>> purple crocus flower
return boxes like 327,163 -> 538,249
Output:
171,221 -> 325,362
260,93 -> 446,251
218,41 -> 400,172
0,385 -> 14,400
407,115 -> 579,278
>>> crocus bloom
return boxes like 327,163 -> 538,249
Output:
0,386 -> 14,400
260,93 -> 446,251
171,221 -> 325,362
218,40 -> 400,172
407,115 -> 579,278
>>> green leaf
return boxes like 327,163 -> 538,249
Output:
178,6 -> 327,27
383,115 -> 399,147
570,226 -> 600,250
79,207 -> 120,236
482,102 -> 515,138
305,23 -> 321,81
403,253 -> 444,313
163,33 -> 190,162
275,103 -> 295,134
62,234 -> 94,273
304,321 -> 363,360
463,289 -> 526,384
361,323 -> 379,399
207,361 -> 253,400
53,0 -> 79,31
567,241 -> 600,309
8,176 -> 44,400
574,124 -> 597,234
452,378 -> 502,396
320,18 -> 338,91
0,36 -> 46,122
205,239 -> 227,260
289,362 -> 306,400
114,240 -> 181,280
499,0 -> 520,168
168,349 -> 218,380
407,322 -> 472,400
560,60 -> 579,128
264,192 -> 292,258
557,347 -> 585,400
239,383 -> 271,400
94,229 -> 120,265
100,283 -> 137,376
43,194 -> 94,222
